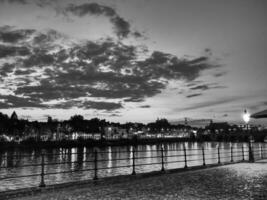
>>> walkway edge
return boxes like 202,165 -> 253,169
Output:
0,161 -> 246,200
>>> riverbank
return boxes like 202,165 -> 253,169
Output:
4,161 -> 267,200
1,138 -> 184,150
0,136 -> 257,150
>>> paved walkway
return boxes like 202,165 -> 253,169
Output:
11,162 -> 267,200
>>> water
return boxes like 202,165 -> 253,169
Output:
0,142 -> 265,191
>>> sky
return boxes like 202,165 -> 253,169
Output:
0,0 -> 266,125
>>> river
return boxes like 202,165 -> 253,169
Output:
0,142 -> 266,191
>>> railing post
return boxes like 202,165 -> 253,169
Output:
242,145 -> 245,161
93,150 -> 98,180
202,146 -> 206,166
161,146 -> 165,172
230,145 -> 233,162
183,143 -> 187,168
217,146 -> 221,164
261,145 -> 263,159
248,140 -> 254,163
132,147 -> 136,175
39,152 -> 46,187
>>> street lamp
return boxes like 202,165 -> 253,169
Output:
242,109 -> 250,127
243,109 -> 254,162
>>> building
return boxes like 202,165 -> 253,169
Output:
10,111 -> 18,120
205,122 -> 231,134
104,126 -> 128,139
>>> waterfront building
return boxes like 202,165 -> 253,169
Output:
104,126 -> 128,139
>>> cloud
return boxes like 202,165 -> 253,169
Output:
0,95 -> 45,109
137,51 -> 217,81
52,100 -> 123,110
139,105 -> 151,108
66,3 -> 116,17
65,3 -> 133,39
110,16 -> 130,38
0,63 -> 15,77
0,45 -> 31,58
132,31 -> 143,38
179,96 -> 243,111
190,83 -> 226,91
0,0 -> 57,6
214,71 -> 227,77
0,26 -> 34,43
0,95 -> 122,110
186,93 -> 202,98
0,26 -> 220,111
190,85 -> 209,91
0,0 -> 28,4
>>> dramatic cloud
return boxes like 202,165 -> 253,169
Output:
65,3 -> 134,38
1,1 -> 136,39
136,51 -> 217,81
52,100 -> 122,110
0,63 -> 15,77
0,45 -> 30,58
66,3 -> 116,18
0,95 -> 45,109
0,26 -> 34,43
0,26 -> 220,111
0,95 -> 122,111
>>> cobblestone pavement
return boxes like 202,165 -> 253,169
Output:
14,162 -> 267,200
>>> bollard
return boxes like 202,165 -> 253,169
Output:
132,147 -> 136,175
183,143 -> 187,168
202,146 -> 206,166
242,145 -> 245,161
261,145 -> 263,159
39,152 -> 46,187
230,145 -> 233,162
93,150 -> 98,180
217,146 -> 221,164
161,146 -> 165,172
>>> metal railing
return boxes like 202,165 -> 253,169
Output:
0,143 -> 266,191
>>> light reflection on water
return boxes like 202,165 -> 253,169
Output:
0,142 -> 265,191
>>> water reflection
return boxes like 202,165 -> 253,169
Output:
0,142 -> 265,191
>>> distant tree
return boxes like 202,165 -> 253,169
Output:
147,118 -> 171,132
47,116 -> 53,123
0,112 -> 9,133
70,115 -> 84,121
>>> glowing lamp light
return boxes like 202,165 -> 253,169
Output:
243,109 -> 250,124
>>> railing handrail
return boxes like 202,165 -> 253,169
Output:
0,145 -> 255,158
0,143 -> 265,191
0,148 -> 252,170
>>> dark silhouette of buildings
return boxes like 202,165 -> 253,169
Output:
11,111 -> 18,120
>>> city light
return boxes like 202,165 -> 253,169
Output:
242,109 -> 250,124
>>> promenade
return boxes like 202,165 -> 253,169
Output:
8,160 -> 267,200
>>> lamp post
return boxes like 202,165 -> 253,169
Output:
242,109 -> 250,130
243,109 -> 254,162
